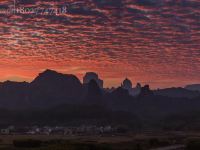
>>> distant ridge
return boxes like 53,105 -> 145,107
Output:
154,87 -> 200,99
0,69 -> 200,129
0,69 -> 83,108
0,69 -> 199,111
185,84 -> 200,92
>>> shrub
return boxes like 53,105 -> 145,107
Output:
186,139 -> 200,150
13,139 -> 42,148
148,138 -> 171,148
149,138 -> 160,147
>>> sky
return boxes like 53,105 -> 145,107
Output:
0,0 -> 199,88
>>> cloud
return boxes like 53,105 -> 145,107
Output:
0,0 -> 199,88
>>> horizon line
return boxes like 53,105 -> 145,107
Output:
0,69 -> 199,90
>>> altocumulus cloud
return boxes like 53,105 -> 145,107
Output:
0,0 -> 199,88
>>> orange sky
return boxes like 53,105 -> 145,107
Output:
0,57 -> 199,89
0,0 -> 199,88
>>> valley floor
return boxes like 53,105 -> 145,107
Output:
0,131 -> 198,150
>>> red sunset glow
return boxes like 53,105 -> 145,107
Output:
0,0 -> 199,88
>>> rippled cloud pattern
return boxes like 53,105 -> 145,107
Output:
0,0 -> 199,88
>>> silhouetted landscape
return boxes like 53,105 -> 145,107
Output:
0,0 -> 200,149
0,70 -> 200,149
0,69 -> 199,130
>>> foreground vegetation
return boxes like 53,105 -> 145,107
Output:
0,134 -> 190,150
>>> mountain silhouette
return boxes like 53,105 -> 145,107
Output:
154,87 -> 200,99
0,69 -> 199,112
0,81 -> 29,108
0,69 -> 200,130
29,69 -> 83,107
84,79 -> 103,105
185,84 -> 200,92
139,85 -> 154,97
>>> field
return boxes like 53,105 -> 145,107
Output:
0,132 -> 195,150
